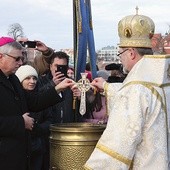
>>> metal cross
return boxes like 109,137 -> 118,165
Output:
135,6 -> 139,15
76,73 -> 91,115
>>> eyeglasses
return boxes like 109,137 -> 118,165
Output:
4,53 -> 24,62
117,49 -> 129,57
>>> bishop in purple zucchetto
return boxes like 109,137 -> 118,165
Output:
0,37 -> 15,46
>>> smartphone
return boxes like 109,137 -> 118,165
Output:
56,65 -> 68,77
19,41 -> 36,48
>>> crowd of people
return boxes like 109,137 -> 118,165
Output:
0,37 -> 74,170
0,8 -> 170,170
0,36 -> 112,170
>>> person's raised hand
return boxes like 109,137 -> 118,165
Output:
55,78 -> 74,93
52,71 -> 65,85
72,86 -> 81,99
91,77 -> 106,92
35,40 -> 49,52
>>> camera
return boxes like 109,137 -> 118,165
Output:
19,41 -> 36,48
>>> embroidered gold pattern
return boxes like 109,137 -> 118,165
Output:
144,55 -> 170,59
104,82 -> 109,115
124,28 -> 132,38
83,164 -> 92,170
167,64 -> 170,79
121,81 -> 166,112
96,143 -> 132,166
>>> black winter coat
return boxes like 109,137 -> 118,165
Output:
37,72 -> 82,123
0,70 -> 62,170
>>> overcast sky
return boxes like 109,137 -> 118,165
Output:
0,0 -> 170,50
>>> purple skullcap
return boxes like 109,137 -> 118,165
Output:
0,37 -> 15,47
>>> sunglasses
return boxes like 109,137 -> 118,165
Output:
4,53 -> 24,62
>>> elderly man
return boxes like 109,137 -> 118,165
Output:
84,10 -> 170,170
0,37 -> 73,170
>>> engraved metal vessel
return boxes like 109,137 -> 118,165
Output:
50,123 -> 106,170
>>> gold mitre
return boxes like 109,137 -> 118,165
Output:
118,7 -> 155,48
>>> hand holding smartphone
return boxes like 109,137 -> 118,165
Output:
56,65 -> 68,77
19,41 -> 36,48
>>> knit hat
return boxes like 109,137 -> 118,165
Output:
15,65 -> 38,82
97,70 -> 109,80
0,37 -> 15,46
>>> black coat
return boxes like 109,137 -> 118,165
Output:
0,70 -> 62,170
37,72 -> 82,123
107,76 -> 125,83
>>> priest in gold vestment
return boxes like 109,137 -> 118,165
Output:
84,9 -> 170,170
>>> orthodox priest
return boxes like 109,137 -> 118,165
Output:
84,8 -> 170,170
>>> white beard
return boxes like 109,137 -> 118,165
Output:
123,67 -> 129,74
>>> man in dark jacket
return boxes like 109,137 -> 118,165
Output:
35,47 -> 82,170
0,37 -> 74,170
37,51 -> 77,123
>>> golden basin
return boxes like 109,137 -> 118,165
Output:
50,122 -> 106,170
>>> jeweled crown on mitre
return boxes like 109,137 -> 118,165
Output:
118,7 -> 155,48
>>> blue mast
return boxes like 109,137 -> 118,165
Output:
73,0 -> 97,81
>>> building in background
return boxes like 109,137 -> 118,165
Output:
151,29 -> 170,54
96,46 -> 119,63
61,46 -> 119,70
26,31 -> 170,69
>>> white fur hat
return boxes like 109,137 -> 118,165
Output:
15,65 -> 38,82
